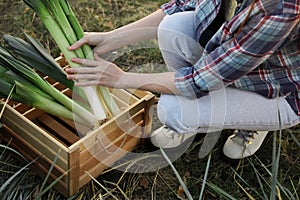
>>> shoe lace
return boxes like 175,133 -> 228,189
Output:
164,126 -> 190,143
232,130 -> 257,144
163,126 -> 181,138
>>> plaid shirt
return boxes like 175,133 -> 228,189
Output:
161,0 -> 300,116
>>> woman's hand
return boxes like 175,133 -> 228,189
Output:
66,54 -> 179,95
66,54 -> 126,88
68,10 -> 165,56
68,32 -> 119,55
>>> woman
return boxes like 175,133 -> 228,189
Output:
66,0 -> 300,159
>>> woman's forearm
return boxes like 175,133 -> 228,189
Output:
108,9 -> 166,46
121,72 -> 180,95
67,56 -> 179,95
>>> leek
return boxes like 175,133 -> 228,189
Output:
42,0 -> 85,58
59,0 -> 121,116
0,69 -> 91,126
23,0 -> 120,123
4,34 -> 88,103
15,81 -> 80,123
0,69 -> 53,101
23,0 -> 106,123
4,34 -> 74,89
0,46 -> 96,127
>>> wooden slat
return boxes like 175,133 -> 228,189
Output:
44,76 -> 58,85
1,126 -> 68,187
79,121 -> 142,176
12,103 -> 33,114
68,146 -> 80,197
0,104 -> 69,170
55,56 -> 68,67
111,94 -> 130,109
2,125 -> 67,175
37,113 -> 79,145
110,89 -> 139,105
22,107 -> 44,120
126,89 -> 153,99
70,98 -> 147,151
79,113 -> 144,165
79,133 -> 140,187
61,88 -> 72,97
79,163 -> 107,188
53,82 -> 66,91
141,94 -> 156,137
52,116 -> 91,136
55,117 -> 77,131
79,126 -> 121,164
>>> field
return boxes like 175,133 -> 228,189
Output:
0,0 -> 300,199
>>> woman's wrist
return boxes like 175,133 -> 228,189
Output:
120,72 -> 179,95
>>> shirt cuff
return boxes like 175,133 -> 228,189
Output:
175,67 -> 209,99
160,1 -> 181,15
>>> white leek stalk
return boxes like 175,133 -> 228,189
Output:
23,0 -> 114,125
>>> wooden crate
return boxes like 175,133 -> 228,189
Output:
0,58 -> 156,197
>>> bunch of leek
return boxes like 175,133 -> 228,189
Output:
4,34 -> 87,103
0,46 -> 96,128
4,34 -> 74,90
23,0 -> 120,124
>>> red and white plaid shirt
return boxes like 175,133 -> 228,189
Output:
161,0 -> 300,115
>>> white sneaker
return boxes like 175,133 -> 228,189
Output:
150,125 -> 197,148
223,130 -> 269,159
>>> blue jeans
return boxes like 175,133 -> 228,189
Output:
157,11 -> 300,134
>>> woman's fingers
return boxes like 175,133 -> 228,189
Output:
70,57 -> 105,66
66,68 -> 103,86
68,38 -> 88,50
74,80 -> 101,87
65,56 -> 124,88
67,68 -> 110,87
66,67 -> 99,74
66,58 -> 108,79
68,73 -> 99,80
75,81 -> 99,87
94,53 -> 101,60
66,56 -> 107,74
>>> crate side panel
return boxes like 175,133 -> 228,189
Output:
67,146 -> 80,197
1,105 -> 69,170
79,110 -> 144,164
71,99 -> 147,151
79,122 -> 142,176
1,126 -> 69,186
79,132 -> 140,187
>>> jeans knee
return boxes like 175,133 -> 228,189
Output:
157,94 -> 187,130
158,11 -> 196,43
157,15 -> 176,50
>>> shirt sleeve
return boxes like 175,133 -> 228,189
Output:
175,11 -> 300,99
160,0 -> 197,15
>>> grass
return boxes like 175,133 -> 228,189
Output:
0,0 -> 300,199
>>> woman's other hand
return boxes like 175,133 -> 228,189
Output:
68,32 -> 120,55
66,54 -> 126,88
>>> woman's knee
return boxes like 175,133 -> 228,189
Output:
157,14 -> 178,50
157,94 -> 181,126
158,12 -> 196,47
158,12 -> 202,69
